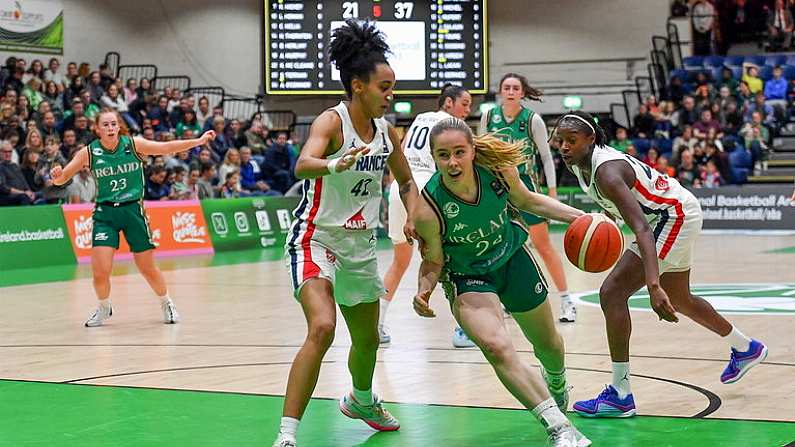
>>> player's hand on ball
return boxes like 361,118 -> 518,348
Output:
413,289 -> 435,318
649,286 -> 678,323
334,145 -> 370,173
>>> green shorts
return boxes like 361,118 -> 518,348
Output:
442,245 -> 548,313
516,172 -> 547,226
92,200 -> 155,253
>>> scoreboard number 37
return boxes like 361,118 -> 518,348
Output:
342,2 -> 415,19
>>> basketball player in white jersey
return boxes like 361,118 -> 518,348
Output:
379,83 -> 476,347
552,111 -> 767,418
273,20 -> 418,447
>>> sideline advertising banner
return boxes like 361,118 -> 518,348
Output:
0,0 -> 63,54
62,200 -> 213,263
692,185 -> 795,231
0,204 -> 74,270
201,197 -> 299,252
560,188 -> 604,214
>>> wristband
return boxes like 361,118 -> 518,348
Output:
327,157 -> 341,175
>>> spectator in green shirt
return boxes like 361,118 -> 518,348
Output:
609,127 -> 632,152
716,67 -> 739,97
176,109 -> 203,138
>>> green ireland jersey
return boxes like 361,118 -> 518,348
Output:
88,135 -> 145,203
486,106 -> 537,175
422,165 -> 528,276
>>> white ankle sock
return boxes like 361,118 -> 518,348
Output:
378,298 -> 390,326
158,294 -> 170,304
531,398 -> 568,432
99,299 -> 111,309
724,326 -> 751,352
612,362 -> 632,398
559,291 -> 571,302
352,387 -> 374,406
279,416 -> 299,437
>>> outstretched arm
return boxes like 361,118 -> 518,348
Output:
386,125 -> 419,244
530,113 -> 557,198
134,130 -> 216,156
595,160 -> 678,323
500,166 -> 583,223
50,147 -> 88,186
412,194 -> 445,318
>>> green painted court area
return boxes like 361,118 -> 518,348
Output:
1,380 -> 793,447
766,246 -> 795,254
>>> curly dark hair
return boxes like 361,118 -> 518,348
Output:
329,18 -> 391,98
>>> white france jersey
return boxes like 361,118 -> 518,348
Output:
291,102 -> 394,232
570,145 -> 698,259
403,110 -> 451,176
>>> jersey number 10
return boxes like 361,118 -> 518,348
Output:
406,126 -> 430,151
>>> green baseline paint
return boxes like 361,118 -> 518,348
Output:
0,380 -> 792,447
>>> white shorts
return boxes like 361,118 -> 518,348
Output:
628,196 -> 703,273
388,172 -> 434,244
285,226 -> 384,307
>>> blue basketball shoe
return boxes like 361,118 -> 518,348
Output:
573,385 -> 636,418
720,339 -> 768,384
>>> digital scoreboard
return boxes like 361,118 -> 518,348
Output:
264,1 -> 488,95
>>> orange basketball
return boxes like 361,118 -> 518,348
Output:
564,213 -> 624,273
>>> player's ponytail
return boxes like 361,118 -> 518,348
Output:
329,18 -> 391,98
473,133 -> 525,170
499,73 -> 543,102
437,83 -> 469,109
430,117 -> 524,171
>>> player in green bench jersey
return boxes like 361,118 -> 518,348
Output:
412,118 -> 590,447
480,73 -> 576,322
52,108 -> 215,327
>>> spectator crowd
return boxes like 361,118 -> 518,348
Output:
593,56 -> 790,190
0,56 -> 301,207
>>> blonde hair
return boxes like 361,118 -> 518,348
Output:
25,127 -> 43,151
223,148 -> 240,165
429,117 -> 524,171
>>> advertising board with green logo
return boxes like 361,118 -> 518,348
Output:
574,283 -> 795,315
201,197 -> 300,252
559,187 -> 604,214
0,204 -> 75,270
0,0 -> 64,54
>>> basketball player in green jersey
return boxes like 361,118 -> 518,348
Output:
51,109 -> 216,327
412,118 -> 590,447
480,73 -> 576,322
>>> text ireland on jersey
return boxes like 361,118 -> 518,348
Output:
93,161 -> 141,179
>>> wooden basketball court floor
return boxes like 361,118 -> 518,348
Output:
1,232 -> 794,446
